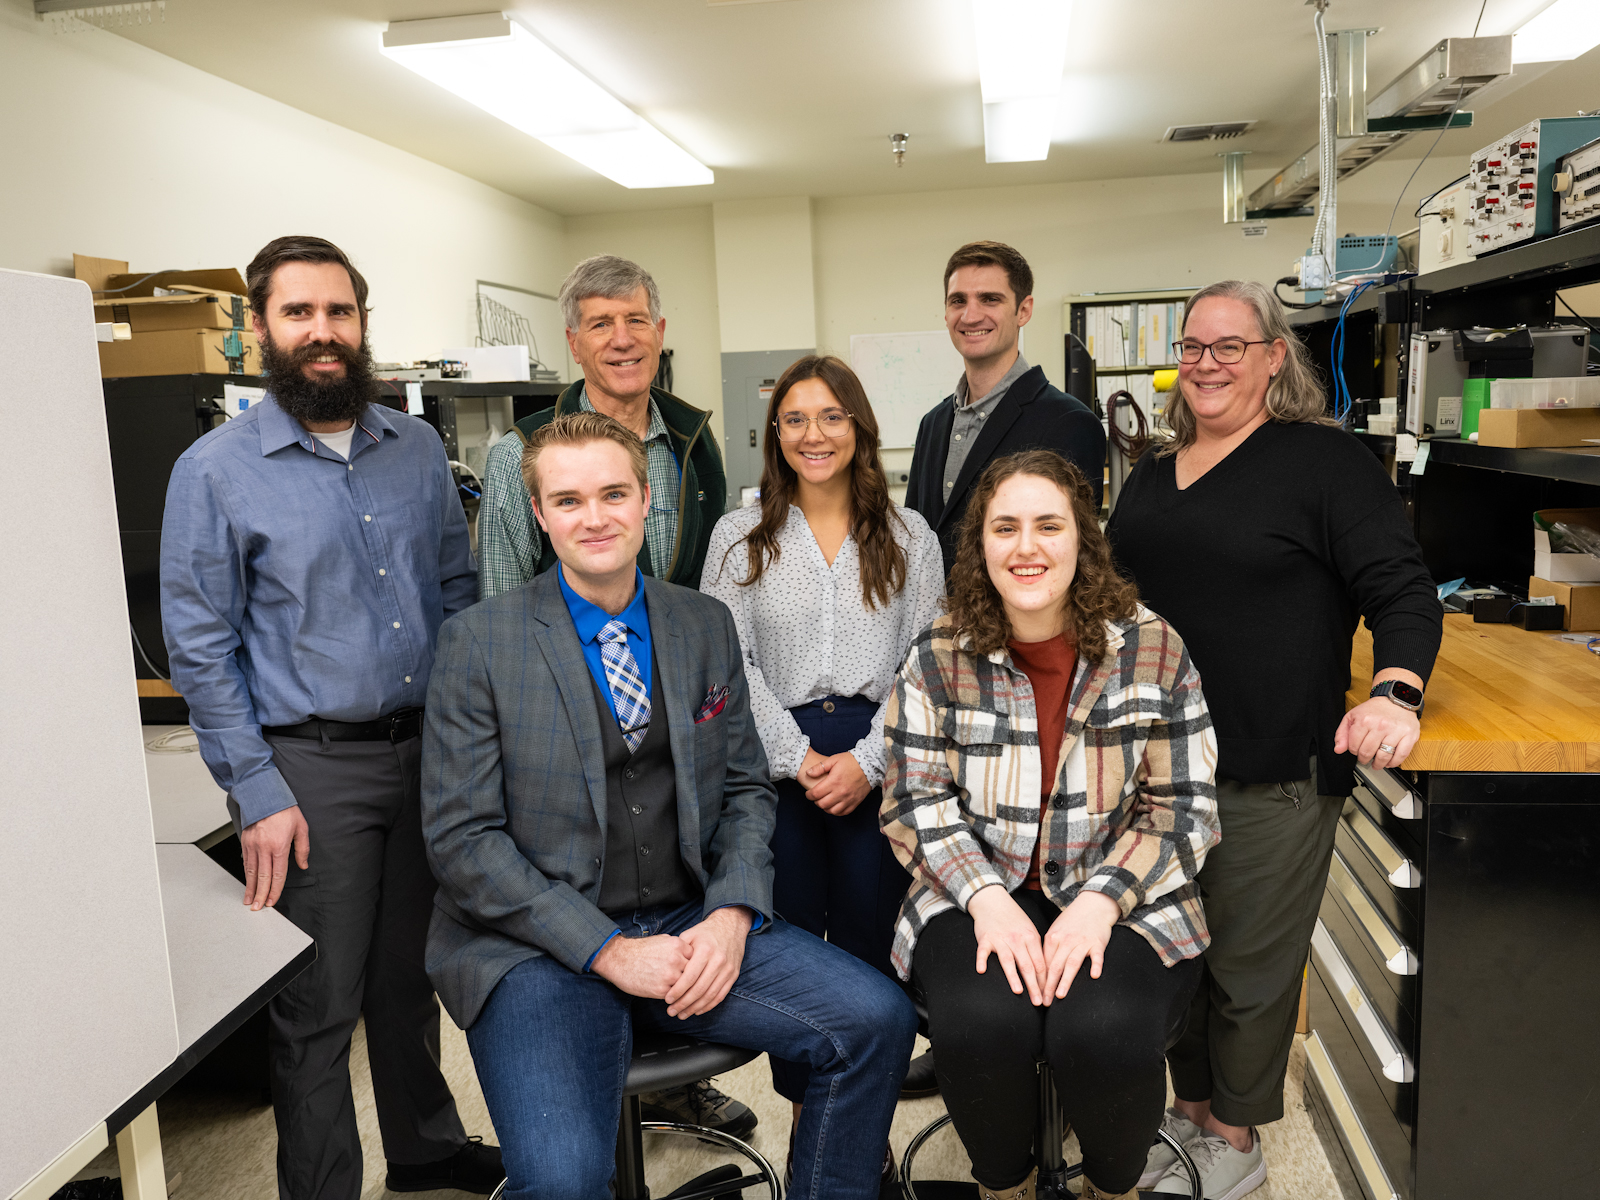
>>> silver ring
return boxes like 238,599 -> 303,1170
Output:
1379,743 -> 1396,754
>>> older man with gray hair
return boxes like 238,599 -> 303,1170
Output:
477,255 -> 726,600
474,256 -> 746,1136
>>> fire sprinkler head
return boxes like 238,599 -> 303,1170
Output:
889,133 -> 909,167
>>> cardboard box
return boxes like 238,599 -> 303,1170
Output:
1476,407 -> 1600,447
1534,508 -> 1600,582
1529,576 -> 1600,630
94,289 -> 250,333
101,266 -> 250,298
98,327 -> 262,378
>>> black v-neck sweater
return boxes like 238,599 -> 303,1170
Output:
1106,421 -> 1441,796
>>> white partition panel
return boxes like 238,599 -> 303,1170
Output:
0,269 -> 179,1197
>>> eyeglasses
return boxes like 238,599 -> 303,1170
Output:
1172,338 -> 1271,365
774,411 -> 853,442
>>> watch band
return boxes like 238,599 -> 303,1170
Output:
1370,680 -> 1424,712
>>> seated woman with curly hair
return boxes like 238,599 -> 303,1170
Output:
881,450 -> 1221,1200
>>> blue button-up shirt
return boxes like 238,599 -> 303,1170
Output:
557,565 -> 652,728
161,397 -> 477,827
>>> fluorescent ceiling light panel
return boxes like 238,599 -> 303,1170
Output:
381,12 -> 713,189
1513,0 -> 1600,63
972,0 -> 1072,162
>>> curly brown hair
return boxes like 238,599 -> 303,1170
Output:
721,354 -> 907,610
946,451 -> 1139,663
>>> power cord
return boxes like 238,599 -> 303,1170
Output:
130,622 -> 170,682
1104,389 -> 1151,463
145,727 -> 199,754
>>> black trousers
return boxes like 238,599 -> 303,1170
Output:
911,889 -> 1202,1193
768,695 -> 911,1103
253,733 -> 467,1200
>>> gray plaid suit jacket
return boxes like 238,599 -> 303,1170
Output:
421,569 -> 777,1029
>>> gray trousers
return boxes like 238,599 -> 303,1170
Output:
257,733 -> 466,1200
1166,758 -> 1342,1127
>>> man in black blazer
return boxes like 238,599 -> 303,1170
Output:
906,240 -> 1106,576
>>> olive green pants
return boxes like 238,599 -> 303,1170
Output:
1166,758 -> 1342,1127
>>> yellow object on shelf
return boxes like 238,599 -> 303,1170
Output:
1153,369 -> 1179,392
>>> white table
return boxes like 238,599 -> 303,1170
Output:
141,726 -> 232,848
16,847 -> 314,1200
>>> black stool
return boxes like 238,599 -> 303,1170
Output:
899,1002 -> 1202,1200
487,1030 -> 781,1200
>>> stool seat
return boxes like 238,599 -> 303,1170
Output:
626,1030 -> 759,1097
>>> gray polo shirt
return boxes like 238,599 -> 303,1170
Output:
942,354 -> 1031,503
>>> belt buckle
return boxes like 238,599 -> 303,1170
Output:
389,710 -> 422,743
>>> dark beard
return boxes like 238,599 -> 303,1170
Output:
260,330 -> 377,426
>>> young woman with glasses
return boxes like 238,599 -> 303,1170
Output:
1105,281 -> 1440,1199
701,354 -> 944,1192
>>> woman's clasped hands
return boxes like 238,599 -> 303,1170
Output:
967,883 -> 1121,1006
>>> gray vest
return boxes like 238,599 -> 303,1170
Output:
590,656 -> 700,915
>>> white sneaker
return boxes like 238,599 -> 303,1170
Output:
1137,1107 -> 1204,1188
1151,1130 -> 1267,1200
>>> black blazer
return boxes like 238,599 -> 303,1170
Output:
905,365 -> 1106,575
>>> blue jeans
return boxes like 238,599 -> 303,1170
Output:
465,899 -> 917,1200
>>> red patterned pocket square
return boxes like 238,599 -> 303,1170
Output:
695,684 -> 730,724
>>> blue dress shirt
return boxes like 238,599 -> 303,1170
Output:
161,397 -> 477,827
555,565 -> 761,968
556,565 -> 653,728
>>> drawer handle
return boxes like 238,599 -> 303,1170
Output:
1354,765 -> 1421,820
1328,849 -> 1420,975
1303,1031 -> 1403,1200
1311,919 -> 1414,1083
1342,801 -> 1422,888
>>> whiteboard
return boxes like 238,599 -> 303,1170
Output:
850,330 -> 963,449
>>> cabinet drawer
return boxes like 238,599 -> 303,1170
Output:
1319,890 -> 1416,1049
1303,1027 -> 1410,1200
1310,920 -> 1415,1127
1338,796 -> 1423,925
1352,765 -> 1426,864
1327,848 -> 1420,978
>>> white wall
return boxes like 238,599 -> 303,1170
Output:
0,7 -> 567,366
712,197 -> 817,353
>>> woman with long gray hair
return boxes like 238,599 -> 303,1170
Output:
1105,280 -> 1441,1200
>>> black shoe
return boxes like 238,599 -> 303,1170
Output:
880,1144 -> 899,1198
386,1136 -> 505,1195
638,1079 -> 758,1140
900,1049 -> 940,1099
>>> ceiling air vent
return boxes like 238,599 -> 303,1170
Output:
1163,121 -> 1258,143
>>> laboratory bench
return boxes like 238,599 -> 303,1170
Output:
1304,615 -> 1600,1200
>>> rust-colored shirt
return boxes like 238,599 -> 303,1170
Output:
1008,633 -> 1078,890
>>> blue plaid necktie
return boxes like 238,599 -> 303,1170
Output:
598,619 -> 651,752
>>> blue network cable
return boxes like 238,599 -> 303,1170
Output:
1331,281 -> 1376,424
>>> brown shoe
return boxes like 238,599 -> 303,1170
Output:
976,1168 -> 1036,1200
1080,1176 -> 1137,1200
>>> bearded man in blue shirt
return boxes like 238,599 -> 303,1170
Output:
160,236 -> 502,1200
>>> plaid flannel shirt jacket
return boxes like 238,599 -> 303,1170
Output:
881,607 -> 1220,979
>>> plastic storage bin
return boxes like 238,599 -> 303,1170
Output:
1489,376 -> 1600,409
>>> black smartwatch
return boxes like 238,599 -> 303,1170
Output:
1370,680 -> 1424,712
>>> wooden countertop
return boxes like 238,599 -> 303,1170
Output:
1348,614 -> 1600,772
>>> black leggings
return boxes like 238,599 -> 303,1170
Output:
911,889 -> 1202,1193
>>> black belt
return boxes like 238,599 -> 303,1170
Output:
264,707 -> 425,744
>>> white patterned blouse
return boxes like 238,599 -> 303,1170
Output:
700,502 -> 946,786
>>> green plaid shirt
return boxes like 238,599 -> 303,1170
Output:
477,386 -> 682,600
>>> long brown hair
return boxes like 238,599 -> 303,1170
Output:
723,354 -> 907,610
946,451 -> 1138,663
1158,279 -> 1336,455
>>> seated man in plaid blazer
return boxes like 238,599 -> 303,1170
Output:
421,411 -> 916,1200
